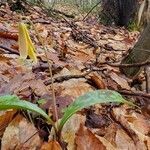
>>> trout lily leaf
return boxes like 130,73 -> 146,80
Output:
18,22 -> 37,63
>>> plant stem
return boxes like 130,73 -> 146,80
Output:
27,18 -> 58,124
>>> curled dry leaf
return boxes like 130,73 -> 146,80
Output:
75,125 -> 106,150
41,140 -> 62,150
90,73 -> 106,89
1,114 -> 42,150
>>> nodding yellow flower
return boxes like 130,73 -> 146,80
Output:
18,22 -> 37,63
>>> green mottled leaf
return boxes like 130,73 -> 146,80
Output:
59,90 -> 135,131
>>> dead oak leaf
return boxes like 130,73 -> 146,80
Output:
75,125 -> 106,150
56,78 -> 93,99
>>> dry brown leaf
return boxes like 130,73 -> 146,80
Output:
96,136 -> 116,150
115,128 -> 136,150
39,51 -> 67,67
56,78 -> 92,99
0,55 -> 23,84
1,114 -> 42,150
75,125 -> 106,150
54,67 -> 81,77
35,23 -> 48,44
54,67 -> 93,98
41,141 -> 62,150
0,72 -> 49,97
104,123 -> 136,150
39,95 -> 73,118
107,40 -> 128,51
49,114 -> 86,150
112,107 -> 150,150
90,73 -> 106,89
0,110 -> 16,137
104,123 -> 118,147
61,114 -> 86,150
85,112 -> 110,128
110,72 -> 131,90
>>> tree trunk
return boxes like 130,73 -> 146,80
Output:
101,0 -> 138,26
120,23 -> 150,78
120,1 -> 150,78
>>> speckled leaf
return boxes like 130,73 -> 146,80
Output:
59,90 -> 135,131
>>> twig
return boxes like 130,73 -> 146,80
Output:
117,90 -> 150,99
22,131 -> 39,145
145,66 -> 150,93
44,71 -> 92,85
0,45 -> 19,55
97,61 -> 150,68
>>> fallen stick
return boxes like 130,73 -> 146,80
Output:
0,45 -> 19,55
97,61 -> 150,68
117,90 -> 150,99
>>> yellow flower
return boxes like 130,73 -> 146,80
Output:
18,23 -> 37,63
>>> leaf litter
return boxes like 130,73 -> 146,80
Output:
0,2 -> 149,150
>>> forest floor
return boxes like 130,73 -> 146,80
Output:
0,2 -> 150,150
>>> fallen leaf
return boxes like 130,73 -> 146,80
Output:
112,107 -> 150,149
1,114 -> 42,150
90,73 -> 106,89
115,128 -> 136,150
61,114 -> 86,150
0,72 -> 49,97
110,72 -> 131,90
0,110 -> 16,137
41,140 -> 62,150
57,79 -> 93,99
75,125 -> 106,150
96,136 -> 116,150
104,123 -> 136,150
